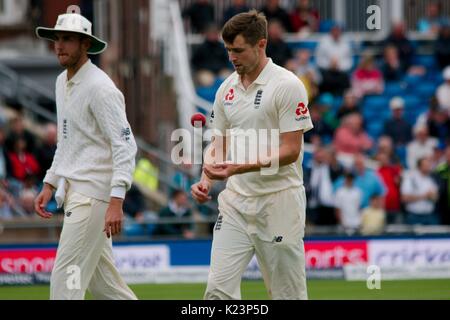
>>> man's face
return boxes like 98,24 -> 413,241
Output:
225,34 -> 265,75
54,32 -> 88,68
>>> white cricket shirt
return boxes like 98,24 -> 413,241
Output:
44,59 -> 137,202
210,59 -> 313,196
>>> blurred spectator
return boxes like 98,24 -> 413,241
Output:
7,136 -> 40,183
351,51 -> 384,99
304,104 -> 334,145
19,189 -> 37,216
134,156 -> 159,192
436,66 -> 450,114
316,23 -> 352,95
375,136 -> 399,164
191,24 -> 231,76
376,151 -> 403,224
266,20 -> 293,67
426,104 -> 450,143
417,1 -> 447,36
380,45 -> 406,81
0,189 -> 14,220
360,196 -> 386,235
0,127 -> 12,181
383,21 -> 415,68
435,145 -> 450,225
171,161 -> 199,194
383,97 -> 412,148
334,113 -> 373,155
292,49 -> 322,100
222,0 -> 249,26
406,125 -> 438,169
334,154 -> 386,209
35,123 -> 57,181
289,0 -> 320,34
182,0 -> 215,33
123,184 -> 151,222
260,0 -> 293,32
435,22 -> 450,69
305,146 -> 343,226
336,90 -> 361,121
431,141 -> 446,170
401,157 -> 439,225
5,116 -> 36,153
334,171 -> 362,233
155,190 -> 195,239
317,93 -> 339,130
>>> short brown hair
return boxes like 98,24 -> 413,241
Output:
222,10 -> 267,46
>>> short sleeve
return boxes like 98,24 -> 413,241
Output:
276,78 -> 313,134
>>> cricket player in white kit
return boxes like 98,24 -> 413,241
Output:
191,11 -> 313,300
34,9 -> 137,300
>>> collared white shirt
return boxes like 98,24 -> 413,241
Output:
211,59 -> 313,196
44,59 -> 137,202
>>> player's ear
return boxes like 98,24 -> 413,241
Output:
258,38 -> 267,50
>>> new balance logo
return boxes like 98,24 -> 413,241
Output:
272,236 -> 283,243
65,212 -> 72,218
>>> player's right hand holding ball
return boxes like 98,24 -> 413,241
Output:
191,180 -> 212,204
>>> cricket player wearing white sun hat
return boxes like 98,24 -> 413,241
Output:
34,6 -> 137,300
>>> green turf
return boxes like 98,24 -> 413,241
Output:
0,279 -> 449,300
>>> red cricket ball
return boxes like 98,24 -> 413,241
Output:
191,112 -> 207,127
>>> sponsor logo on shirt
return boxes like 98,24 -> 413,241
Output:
224,88 -> 235,107
210,111 -> 215,124
295,102 -> 310,121
272,236 -> 283,243
254,90 -> 263,109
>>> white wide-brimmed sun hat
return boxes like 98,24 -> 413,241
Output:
36,10 -> 107,55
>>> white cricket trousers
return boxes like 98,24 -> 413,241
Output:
204,187 -> 308,300
50,189 -> 137,300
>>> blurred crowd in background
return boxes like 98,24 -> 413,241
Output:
1,0 -> 450,240
183,0 -> 450,236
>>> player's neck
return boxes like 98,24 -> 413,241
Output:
241,57 -> 269,89
67,56 -> 89,81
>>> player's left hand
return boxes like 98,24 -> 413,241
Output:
203,163 -> 239,180
104,198 -> 124,238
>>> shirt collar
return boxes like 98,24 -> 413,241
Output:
231,58 -> 274,88
253,58 -> 273,85
67,59 -> 92,85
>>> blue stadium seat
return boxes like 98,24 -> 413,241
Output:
412,55 -> 437,70
404,74 -> 423,88
415,83 -> 437,101
123,223 -> 146,237
402,95 -> 421,110
319,20 -> 336,33
332,96 -> 343,112
288,41 -> 317,51
384,81 -> 405,97
363,95 -> 389,110
426,71 -> 444,86
366,121 -> 384,139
